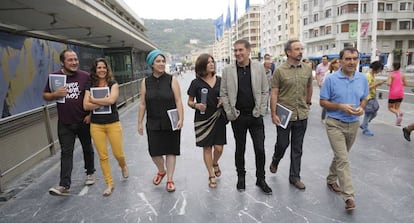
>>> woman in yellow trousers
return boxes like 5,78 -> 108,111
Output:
83,58 -> 128,196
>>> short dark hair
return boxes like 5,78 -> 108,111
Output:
393,62 -> 401,70
369,61 -> 383,72
59,49 -> 75,63
284,39 -> 300,56
234,39 -> 251,50
195,53 -> 215,78
339,47 -> 359,59
322,55 -> 329,60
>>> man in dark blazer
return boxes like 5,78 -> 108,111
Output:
220,39 -> 272,195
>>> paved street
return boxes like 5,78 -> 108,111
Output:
1,72 -> 414,223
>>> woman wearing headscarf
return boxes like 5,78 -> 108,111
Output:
137,49 -> 184,192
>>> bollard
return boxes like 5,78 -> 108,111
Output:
378,92 -> 383,99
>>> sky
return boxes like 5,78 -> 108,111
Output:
123,0 -> 262,20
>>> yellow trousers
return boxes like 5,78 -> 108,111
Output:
90,122 -> 126,186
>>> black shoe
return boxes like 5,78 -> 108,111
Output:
269,159 -> 278,173
256,179 -> 272,195
403,127 -> 411,141
237,177 -> 245,191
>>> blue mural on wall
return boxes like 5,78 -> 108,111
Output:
0,31 -> 103,118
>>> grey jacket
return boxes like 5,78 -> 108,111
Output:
220,60 -> 269,121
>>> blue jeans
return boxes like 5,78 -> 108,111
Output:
360,111 -> 377,130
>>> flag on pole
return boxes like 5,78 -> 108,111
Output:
225,5 -> 231,30
215,14 -> 224,41
234,0 -> 238,24
245,0 -> 250,12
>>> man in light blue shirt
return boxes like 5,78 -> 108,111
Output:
320,47 -> 369,211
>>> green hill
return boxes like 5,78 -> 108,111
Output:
143,19 -> 215,56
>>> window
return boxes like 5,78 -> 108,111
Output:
386,3 -> 393,11
303,3 -> 308,11
278,15 -> 281,21
290,15 -> 294,24
340,4 -> 358,14
399,2 -> 412,11
396,40 -> 403,49
325,45 -> 329,50
377,21 -> 384,30
314,29 -> 319,37
341,23 -> 349,32
385,21 -> 392,30
314,13 -> 319,22
325,9 -> 332,18
332,43 -> 336,49
314,0 -> 318,6
304,18 -> 308,25
278,25 -> 281,31
378,3 -> 384,11
399,20 -> 411,30
409,40 -> 414,48
326,25 -> 332,34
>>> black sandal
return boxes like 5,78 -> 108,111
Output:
213,164 -> 221,177
208,176 -> 217,188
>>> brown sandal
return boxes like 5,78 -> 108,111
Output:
213,164 -> 221,177
153,171 -> 166,185
208,176 -> 217,188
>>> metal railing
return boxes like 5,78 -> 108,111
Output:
0,79 -> 142,192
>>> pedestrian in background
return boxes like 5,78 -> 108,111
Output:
83,58 -> 128,196
220,39 -> 272,195
269,39 -> 313,190
359,61 -> 386,136
43,49 -> 95,196
320,58 -> 340,122
138,49 -> 184,192
316,55 -> 330,121
320,47 -> 369,211
387,62 -> 407,126
187,53 -> 226,188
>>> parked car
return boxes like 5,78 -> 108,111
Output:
405,64 -> 414,73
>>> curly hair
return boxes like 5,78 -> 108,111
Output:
90,58 -> 113,87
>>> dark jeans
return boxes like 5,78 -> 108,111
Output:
273,119 -> 307,183
231,114 -> 266,179
58,121 -> 95,188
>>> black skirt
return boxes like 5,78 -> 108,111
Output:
147,129 -> 181,156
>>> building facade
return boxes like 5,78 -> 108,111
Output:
301,0 -> 414,66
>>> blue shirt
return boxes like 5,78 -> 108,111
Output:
320,69 -> 369,123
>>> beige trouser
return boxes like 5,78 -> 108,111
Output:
406,123 -> 414,131
325,117 -> 359,201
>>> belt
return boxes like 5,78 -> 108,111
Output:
329,117 -> 358,124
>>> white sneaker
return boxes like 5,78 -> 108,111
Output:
85,174 -> 95,185
49,186 -> 70,196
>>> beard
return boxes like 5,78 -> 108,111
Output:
62,64 -> 78,75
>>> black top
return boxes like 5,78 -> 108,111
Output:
187,76 -> 221,121
89,80 -> 119,124
145,74 -> 176,130
236,63 -> 255,114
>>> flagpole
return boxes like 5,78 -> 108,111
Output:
371,0 -> 378,62
357,0 -> 361,52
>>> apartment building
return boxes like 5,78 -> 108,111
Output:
302,0 -> 414,66
260,0 -> 301,62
